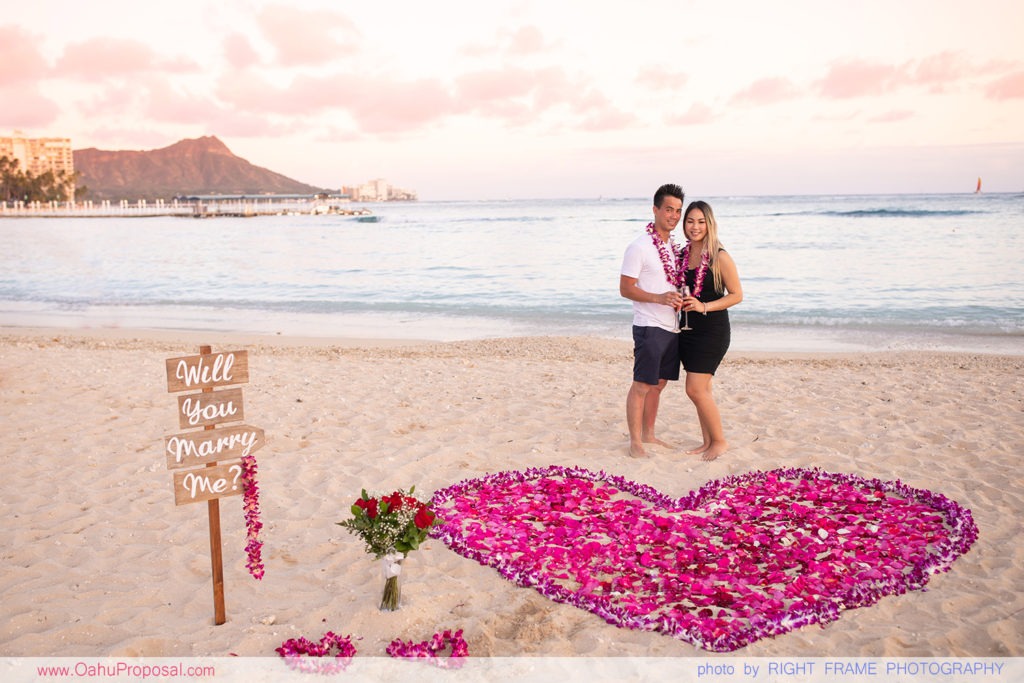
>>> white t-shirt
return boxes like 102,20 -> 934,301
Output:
621,232 -> 679,331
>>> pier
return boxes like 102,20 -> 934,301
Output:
0,196 -> 374,218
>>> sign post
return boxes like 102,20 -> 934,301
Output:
164,345 -> 264,625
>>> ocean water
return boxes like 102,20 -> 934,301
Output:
1,193 -> 1021,353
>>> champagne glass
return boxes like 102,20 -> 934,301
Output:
680,285 -> 693,331
670,289 -> 681,333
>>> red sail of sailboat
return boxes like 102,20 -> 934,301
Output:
975,177 -> 982,194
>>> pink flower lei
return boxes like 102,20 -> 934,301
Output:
645,222 -> 683,289
276,631 -> 357,674
240,454 -> 264,580
387,629 -> 469,667
681,242 -> 711,297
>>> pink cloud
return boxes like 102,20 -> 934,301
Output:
53,37 -> 198,81
455,67 -> 539,103
985,70 -> 1024,99
257,5 -> 360,67
453,66 -> 631,131
144,86 -> 223,125
326,77 -> 456,134
868,110 -> 915,123
224,33 -> 261,70
203,110 -> 286,138
213,60 -> 628,136
667,103 -> 714,125
214,70 -> 456,133
906,51 -> 968,92
817,59 -> 901,98
214,72 -> 286,111
460,24 -> 555,60
635,67 -> 689,91
524,68 -> 580,110
80,126 -> 176,150
77,84 -> 141,118
0,84 -> 60,127
730,77 -> 800,105
577,106 -> 636,132
0,25 -> 48,85
506,25 -> 547,55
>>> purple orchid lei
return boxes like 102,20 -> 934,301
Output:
386,629 -> 469,667
240,454 -> 264,580
429,465 -> 978,652
645,222 -> 683,289
680,242 -> 711,297
275,631 -> 356,674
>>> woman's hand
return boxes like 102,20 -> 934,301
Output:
680,295 -> 701,312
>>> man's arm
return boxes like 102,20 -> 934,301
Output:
620,275 -> 681,307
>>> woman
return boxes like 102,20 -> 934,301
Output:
677,200 -> 743,460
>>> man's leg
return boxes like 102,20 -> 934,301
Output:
641,379 -> 670,447
626,380 -> 654,458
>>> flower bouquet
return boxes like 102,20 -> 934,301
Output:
337,487 -> 440,611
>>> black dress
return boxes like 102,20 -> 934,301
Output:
678,264 -> 730,375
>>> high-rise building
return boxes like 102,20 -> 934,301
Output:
347,178 -> 417,202
0,131 -> 76,200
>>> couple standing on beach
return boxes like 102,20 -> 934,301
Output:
620,184 -> 743,461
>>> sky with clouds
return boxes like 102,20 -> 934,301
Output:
3,0 -> 1023,199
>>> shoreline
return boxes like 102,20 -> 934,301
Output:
2,322 -> 1021,358
1,326 -> 1021,659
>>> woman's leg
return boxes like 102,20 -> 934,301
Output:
684,371 -> 728,460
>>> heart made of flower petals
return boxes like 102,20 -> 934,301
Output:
429,466 -> 977,652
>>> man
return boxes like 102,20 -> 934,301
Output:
619,183 -> 685,458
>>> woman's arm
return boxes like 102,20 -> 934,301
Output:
706,251 -> 743,312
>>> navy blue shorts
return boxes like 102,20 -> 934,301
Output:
632,325 -> 680,385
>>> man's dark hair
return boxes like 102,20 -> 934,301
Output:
653,183 -> 685,208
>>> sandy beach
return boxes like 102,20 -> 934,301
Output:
1,327 -> 1021,660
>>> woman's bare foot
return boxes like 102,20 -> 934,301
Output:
629,441 -> 648,458
643,436 -> 673,449
686,442 -> 710,455
701,441 -> 728,461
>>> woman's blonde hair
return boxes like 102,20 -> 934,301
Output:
685,200 -> 725,293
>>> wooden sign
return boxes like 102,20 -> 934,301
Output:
176,387 -> 245,429
165,424 -> 266,470
173,461 -> 246,506
166,350 -> 249,393
162,344 -> 265,626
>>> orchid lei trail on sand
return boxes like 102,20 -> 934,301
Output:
275,632 -> 356,674
429,465 -> 978,652
386,629 -> 469,668
240,454 -> 264,580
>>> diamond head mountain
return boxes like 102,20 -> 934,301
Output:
73,136 -> 328,202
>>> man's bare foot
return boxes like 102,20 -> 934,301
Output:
642,436 -> 673,449
701,441 -> 728,461
629,442 -> 648,458
686,443 -> 710,455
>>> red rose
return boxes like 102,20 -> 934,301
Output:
386,492 -> 403,512
414,505 -> 435,529
364,498 -> 379,519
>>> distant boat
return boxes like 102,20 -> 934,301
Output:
356,215 -> 381,223
975,177 -> 982,194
